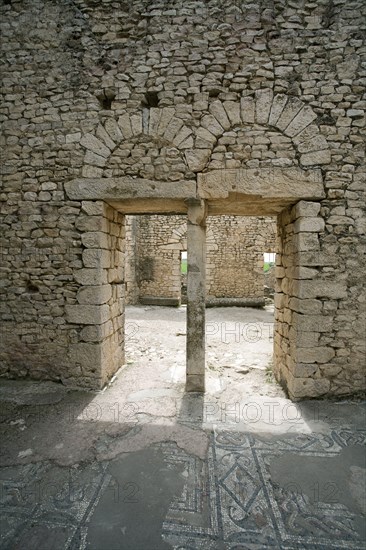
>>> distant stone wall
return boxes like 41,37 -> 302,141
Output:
135,215 -> 186,304
126,215 -> 276,304
206,216 -> 276,300
125,216 -> 139,304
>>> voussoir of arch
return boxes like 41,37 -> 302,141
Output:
186,90 -> 330,173
79,90 -> 330,177
79,108 -> 194,178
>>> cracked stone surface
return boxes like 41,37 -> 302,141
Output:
0,306 -> 365,549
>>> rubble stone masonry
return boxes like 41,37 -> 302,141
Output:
0,0 -> 365,398
125,215 -> 276,305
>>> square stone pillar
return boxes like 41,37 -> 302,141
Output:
274,200 -> 339,400
186,199 -> 207,392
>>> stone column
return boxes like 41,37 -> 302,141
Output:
186,199 -> 207,392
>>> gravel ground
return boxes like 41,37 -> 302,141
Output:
125,303 -> 285,400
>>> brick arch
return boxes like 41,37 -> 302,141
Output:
185,90 -> 331,173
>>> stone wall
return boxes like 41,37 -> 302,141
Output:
125,215 -> 276,305
0,0 -> 365,397
206,216 -> 276,303
134,214 -> 187,304
125,216 -> 140,304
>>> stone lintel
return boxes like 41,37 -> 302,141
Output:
65,169 -> 324,216
197,167 -> 324,200
107,198 -> 190,214
65,177 -> 197,201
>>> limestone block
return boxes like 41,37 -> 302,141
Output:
201,114 -> 224,137
96,124 -> 116,150
293,217 -> 325,233
118,113 -> 133,139
83,249 -> 111,268
156,108 -> 174,135
113,250 -> 124,267
284,106 -> 317,137
223,101 -> 241,126
79,325 -> 104,343
130,113 -> 143,136
240,96 -> 255,124
274,293 -> 286,309
285,266 -> 319,279
297,280 -> 348,299
67,343 -> 102,377
268,94 -> 287,126
337,54 -> 359,79
81,201 -> 105,216
147,108 -> 161,136
326,216 -> 354,225
65,304 -> 110,325
299,252 -> 339,267
295,346 -> 335,364
193,93 -> 209,111
178,136 -> 194,149
74,268 -> 108,285
105,118 -> 123,143
276,97 -> 303,131
297,135 -> 328,154
347,109 -> 364,118
255,89 -> 273,125
294,233 -> 319,252
75,215 -> 108,233
355,217 -> 366,235
300,149 -> 331,166
209,101 -> 231,130
77,285 -> 112,305
292,124 -> 319,147
173,126 -> 192,147
288,377 -> 331,399
289,362 -> 319,378
65,177 -> 196,201
164,118 -> 184,141
293,201 -> 321,218
288,327 -> 320,346
108,267 -> 124,284
185,149 -> 211,172
320,364 -> 342,377
291,313 -> 333,332
84,151 -> 107,168
196,127 -> 217,146
80,134 -> 110,158
275,266 -> 286,278
81,232 -> 110,249
82,165 -> 103,178
66,132 -> 81,143
197,167 -> 324,200
289,297 -> 322,314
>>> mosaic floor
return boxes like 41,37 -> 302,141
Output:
1,428 -> 365,550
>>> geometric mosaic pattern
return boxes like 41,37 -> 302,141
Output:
162,429 -> 366,549
1,429 -> 365,549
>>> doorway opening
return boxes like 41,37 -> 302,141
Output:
124,213 -> 279,397
204,215 -> 277,395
